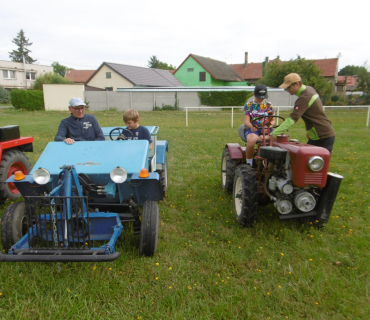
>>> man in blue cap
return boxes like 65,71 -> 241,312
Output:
55,97 -> 105,144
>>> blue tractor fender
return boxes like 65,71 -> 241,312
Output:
156,140 -> 168,164
118,172 -> 163,205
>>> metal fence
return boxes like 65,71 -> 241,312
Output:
185,106 -> 370,128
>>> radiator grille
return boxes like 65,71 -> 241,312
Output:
304,173 -> 323,185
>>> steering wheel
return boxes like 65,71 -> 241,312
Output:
109,127 -> 134,141
252,115 -> 285,130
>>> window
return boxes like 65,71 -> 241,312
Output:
26,72 -> 36,80
106,72 -> 111,79
199,72 -> 206,82
105,87 -> 113,91
3,70 -> 16,79
187,68 -> 194,72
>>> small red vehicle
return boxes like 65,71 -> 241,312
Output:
221,116 -> 343,228
0,126 -> 33,201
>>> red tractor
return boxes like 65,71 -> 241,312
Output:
221,116 -> 343,228
0,126 -> 33,201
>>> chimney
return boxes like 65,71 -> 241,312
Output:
244,52 -> 248,69
265,56 -> 269,63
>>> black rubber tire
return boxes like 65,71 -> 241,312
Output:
1,201 -> 28,251
159,155 -> 168,193
233,165 -> 258,228
0,150 -> 31,201
221,147 -> 238,194
139,201 -> 159,256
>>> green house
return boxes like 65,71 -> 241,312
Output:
174,54 -> 247,87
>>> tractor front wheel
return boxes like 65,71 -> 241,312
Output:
221,147 -> 237,194
0,150 -> 31,201
1,201 -> 28,251
159,155 -> 168,194
139,201 -> 159,256
233,165 -> 258,228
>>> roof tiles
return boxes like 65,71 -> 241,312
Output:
65,70 -> 95,83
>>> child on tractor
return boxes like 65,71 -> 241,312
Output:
243,84 -> 275,167
119,110 -> 153,150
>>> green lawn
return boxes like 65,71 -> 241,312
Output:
0,108 -> 369,319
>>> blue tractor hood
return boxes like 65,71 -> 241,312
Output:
31,140 -> 149,177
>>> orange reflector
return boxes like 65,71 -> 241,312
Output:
14,171 -> 26,181
139,168 -> 149,178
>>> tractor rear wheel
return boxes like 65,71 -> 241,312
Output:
139,201 -> 159,256
0,150 -> 31,201
1,201 -> 28,251
221,147 -> 238,194
233,165 -> 258,228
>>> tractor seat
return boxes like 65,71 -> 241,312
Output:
238,123 -> 272,144
238,124 -> 247,142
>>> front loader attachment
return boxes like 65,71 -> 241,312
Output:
0,165 -> 123,262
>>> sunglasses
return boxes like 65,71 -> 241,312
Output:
71,106 -> 85,111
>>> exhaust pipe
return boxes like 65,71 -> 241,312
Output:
316,172 -> 344,223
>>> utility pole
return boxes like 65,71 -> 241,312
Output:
23,55 -> 27,89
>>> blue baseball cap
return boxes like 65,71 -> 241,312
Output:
69,97 -> 86,107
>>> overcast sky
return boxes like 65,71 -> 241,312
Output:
1,0 -> 368,72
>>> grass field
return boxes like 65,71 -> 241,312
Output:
0,108 -> 369,319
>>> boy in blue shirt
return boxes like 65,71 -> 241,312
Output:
120,109 -> 153,150
244,84 -> 275,166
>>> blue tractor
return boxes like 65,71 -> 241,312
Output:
0,126 -> 168,262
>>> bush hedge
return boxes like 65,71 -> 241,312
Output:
0,86 -> 11,104
198,91 -> 253,106
10,89 -> 44,111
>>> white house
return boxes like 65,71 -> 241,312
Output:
0,60 -> 53,90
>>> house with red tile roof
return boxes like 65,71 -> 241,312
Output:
231,52 -> 340,91
337,75 -> 357,91
65,69 -> 95,83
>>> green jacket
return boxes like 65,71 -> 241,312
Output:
273,85 -> 335,140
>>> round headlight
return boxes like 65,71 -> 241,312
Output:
33,168 -> 51,185
110,167 -> 127,183
308,156 -> 324,171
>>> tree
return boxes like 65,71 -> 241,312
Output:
257,56 -> 332,98
338,65 -> 365,76
147,55 -> 176,70
9,29 -> 37,64
31,72 -> 73,90
356,68 -> 370,93
52,62 -> 69,77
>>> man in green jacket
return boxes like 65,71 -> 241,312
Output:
272,73 -> 335,153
